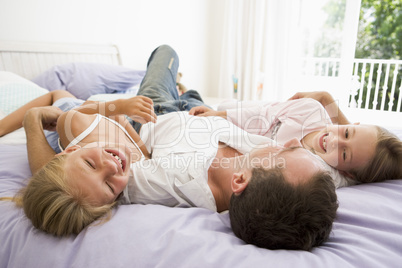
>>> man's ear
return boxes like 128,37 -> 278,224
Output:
339,170 -> 355,179
231,172 -> 249,195
56,145 -> 81,156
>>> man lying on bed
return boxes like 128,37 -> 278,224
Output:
0,45 -> 338,251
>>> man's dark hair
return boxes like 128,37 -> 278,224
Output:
229,167 -> 338,251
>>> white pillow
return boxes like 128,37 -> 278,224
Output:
0,71 -> 49,115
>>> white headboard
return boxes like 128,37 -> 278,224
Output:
0,41 -> 122,80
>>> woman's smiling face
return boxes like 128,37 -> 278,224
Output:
311,124 -> 378,174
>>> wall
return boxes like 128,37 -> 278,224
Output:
0,0 -> 225,98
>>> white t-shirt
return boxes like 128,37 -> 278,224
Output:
119,112 -> 274,211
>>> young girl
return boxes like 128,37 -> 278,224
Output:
0,45 -> 207,236
0,90 -> 151,236
189,91 -> 402,185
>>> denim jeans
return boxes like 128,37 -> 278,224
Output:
130,45 -> 206,132
46,45 -> 207,151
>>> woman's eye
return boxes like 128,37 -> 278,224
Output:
85,160 -> 94,169
345,128 -> 349,138
343,150 -> 347,161
106,182 -> 114,194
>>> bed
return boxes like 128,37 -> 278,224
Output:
1,41 -> 402,268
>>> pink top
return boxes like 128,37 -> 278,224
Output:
223,98 -> 332,145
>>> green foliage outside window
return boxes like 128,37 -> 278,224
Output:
320,0 -> 401,111
354,0 -> 402,111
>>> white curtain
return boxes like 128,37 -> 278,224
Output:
218,0 -> 301,101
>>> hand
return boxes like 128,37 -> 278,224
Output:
121,96 -> 157,124
288,91 -> 331,105
189,106 -> 212,116
24,106 -> 63,131
289,91 -> 350,124
189,106 -> 226,118
81,100 -> 99,106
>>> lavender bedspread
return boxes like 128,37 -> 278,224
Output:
1,144 -> 401,268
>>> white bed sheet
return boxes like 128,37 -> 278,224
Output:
1,141 -> 402,268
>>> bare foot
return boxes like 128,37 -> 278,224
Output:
176,72 -> 188,95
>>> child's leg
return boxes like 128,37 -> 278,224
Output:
136,45 -> 180,104
130,45 -> 209,132
0,90 -> 75,137
179,90 -> 208,110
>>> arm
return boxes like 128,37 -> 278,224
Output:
0,90 -> 74,137
188,106 -> 227,118
72,96 -> 155,157
57,108 -> 151,159
190,105 -> 270,136
288,91 -> 350,125
23,106 -> 63,174
111,115 -> 151,159
74,96 -> 157,124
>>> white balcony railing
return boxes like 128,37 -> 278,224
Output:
351,59 -> 402,113
301,57 -> 341,78
298,57 -> 402,127
301,57 -> 402,113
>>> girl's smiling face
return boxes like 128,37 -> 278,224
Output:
311,124 -> 378,176
57,143 -> 132,206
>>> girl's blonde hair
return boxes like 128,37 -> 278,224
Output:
352,126 -> 402,183
13,155 -> 116,236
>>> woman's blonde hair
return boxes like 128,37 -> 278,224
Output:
13,155 -> 116,236
352,126 -> 402,183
